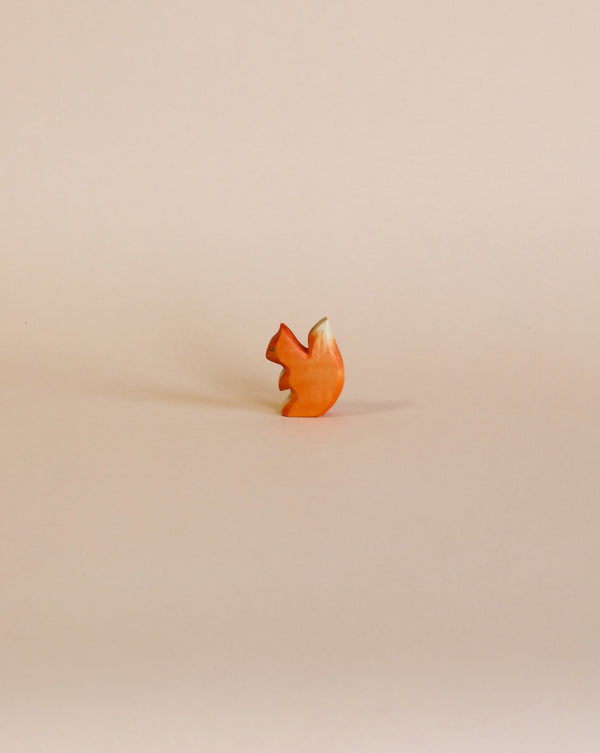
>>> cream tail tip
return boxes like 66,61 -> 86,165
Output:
310,316 -> 334,341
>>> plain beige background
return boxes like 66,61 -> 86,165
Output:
2,1 -> 600,750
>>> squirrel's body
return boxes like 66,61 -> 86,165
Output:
266,317 -> 344,417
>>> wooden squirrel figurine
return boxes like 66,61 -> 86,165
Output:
266,317 -> 344,417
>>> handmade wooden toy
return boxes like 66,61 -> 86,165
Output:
266,317 -> 344,417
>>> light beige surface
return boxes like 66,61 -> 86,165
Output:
2,1 -> 600,750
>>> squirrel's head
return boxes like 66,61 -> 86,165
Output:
266,323 -> 301,364
265,324 -> 284,363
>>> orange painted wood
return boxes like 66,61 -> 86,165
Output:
266,317 -> 344,417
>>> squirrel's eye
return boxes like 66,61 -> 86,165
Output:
269,347 -> 274,351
